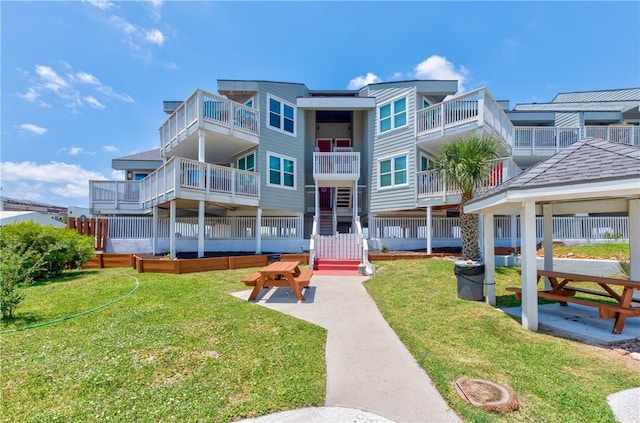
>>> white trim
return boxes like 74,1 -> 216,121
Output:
421,95 -> 432,110
267,93 -> 297,137
418,151 -> 431,171
377,94 -> 408,135
244,96 -> 255,109
266,151 -> 297,190
237,151 -> 256,172
377,152 -> 409,190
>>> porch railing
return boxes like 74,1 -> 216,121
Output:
584,125 -> 640,146
416,157 -> 521,199
313,152 -> 360,179
416,87 -> 513,150
159,89 -> 259,153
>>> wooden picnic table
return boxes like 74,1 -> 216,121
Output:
507,270 -> 640,334
244,261 -> 313,302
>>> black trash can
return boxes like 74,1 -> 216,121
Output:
267,254 -> 282,263
454,260 -> 485,301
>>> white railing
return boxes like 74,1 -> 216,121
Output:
106,216 -> 302,240
90,181 -> 140,205
416,87 -> 514,150
315,233 -> 361,260
368,215 -> 630,242
355,218 -> 374,275
313,152 -> 360,179
159,89 -> 259,152
584,125 -> 640,146
513,127 -> 582,152
309,217 -> 318,269
416,157 -> 521,199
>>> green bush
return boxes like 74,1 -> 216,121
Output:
0,221 -> 95,319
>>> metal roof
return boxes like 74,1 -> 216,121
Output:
552,88 -> 640,103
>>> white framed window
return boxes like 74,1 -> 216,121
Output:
237,152 -> 255,172
379,96 -> 407,133
422,96 -> 431,109
378,154 -> 408,188
267,94 -> 296,136
267,152 -> 296,189
419,152 -> 430,171
244,97 -> 255,108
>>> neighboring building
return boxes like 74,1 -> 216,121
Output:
0,211 -> 66,228
88,82 -> 639,265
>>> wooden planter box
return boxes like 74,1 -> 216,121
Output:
135,256 -> 230,274
281,254 -> 309,265
228,255 -> 268,269
83,253 -> 134,269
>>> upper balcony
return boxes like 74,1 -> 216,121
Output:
90,157 -> 259,215
313,152 -> 360,186
159,89 -> 260,160
416,157 -> 522,207
416,88 -> 513,156
513,125 -> 640,167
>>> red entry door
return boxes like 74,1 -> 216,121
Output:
316,139 -> 332,210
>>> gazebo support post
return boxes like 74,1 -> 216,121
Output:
542,203 -> 554,290
483,212 -> 496,306
630,198 -> 640,300
521,201 -> 538,331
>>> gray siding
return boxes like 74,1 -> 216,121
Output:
555,112 -> 580,127
255,82 -> 309,212
368,86 -> 418,213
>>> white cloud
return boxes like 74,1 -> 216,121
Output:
18,123 -> 48,135
19,63 -> 134,111
413,55 -> 469,93
103,145 -> 119,153
347,73 -> 383,90
1,161 -> 107,201
84,0 -> 115,11
145,29 -> 164,46
35,65 -> 67,92
84,96 -> 106,110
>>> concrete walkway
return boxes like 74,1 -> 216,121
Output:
233,275 -> 461,423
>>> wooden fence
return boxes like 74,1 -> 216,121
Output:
67,217 -> 109,251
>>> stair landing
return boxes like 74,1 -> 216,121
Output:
314,259 -> 361,275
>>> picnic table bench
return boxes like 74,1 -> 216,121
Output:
242,261 -> 312,302
506,270 -> 640,334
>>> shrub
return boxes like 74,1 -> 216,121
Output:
0,221 -> 96,319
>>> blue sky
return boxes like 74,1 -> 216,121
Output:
2,1 -> 639,208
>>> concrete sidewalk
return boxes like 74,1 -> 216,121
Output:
233,275 -> 461,423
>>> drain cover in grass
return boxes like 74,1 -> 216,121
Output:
454,377 -> 519,413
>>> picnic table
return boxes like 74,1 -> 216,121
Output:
241,261 -> 313,302
507,270 -> 640,334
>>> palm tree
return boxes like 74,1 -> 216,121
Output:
431,135 -> 500,261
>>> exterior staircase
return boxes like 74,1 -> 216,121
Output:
335,187 -> 352,210
319,210 -> 333,235
313,258 -> 361,272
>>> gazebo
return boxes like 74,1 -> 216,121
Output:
464,138 -> 640,331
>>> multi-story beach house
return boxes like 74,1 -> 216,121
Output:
89,81 -> 639,271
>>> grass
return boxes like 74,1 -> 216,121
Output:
1,268 -> 326,423
365,258 -> 639,423
539,242 -> 630,261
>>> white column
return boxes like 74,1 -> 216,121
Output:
542,203 -> 554,290
484,212 -> 496,306
255,208 -> 262,254
169,200 -> 176,259
315,182 -> 319,225
197,200 -> 205,258
198,130 -> 205,162
426,206 -> 432,254
510,214 -> 517,250
520,201 -> 538,331
352,183 -> 358,225
629,199 -> 640,300
152,205 -> 158,256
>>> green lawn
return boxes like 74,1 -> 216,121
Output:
2,253 -> 638,423
365,258 -> 639,423
1,268 -> 326,423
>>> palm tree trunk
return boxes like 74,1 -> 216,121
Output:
459,205 -> 481,261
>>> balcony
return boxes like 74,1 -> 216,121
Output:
313,152 -> 360,185
416,157 -> 522,206
513,125 -> 640,166
90,157 -> 259,214
416,88 -> 513,155
159,89 -> 260,159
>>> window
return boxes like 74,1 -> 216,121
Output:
268,95 -> 296,135
237,152 -> 255,172
244,97 -> 254,108
379,155 -> 407,188
133,173 -> 148,181
422,96 -> 431,109
267,153 -> 296,189
420,154 -> 430,171
379,97 -> 407,133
